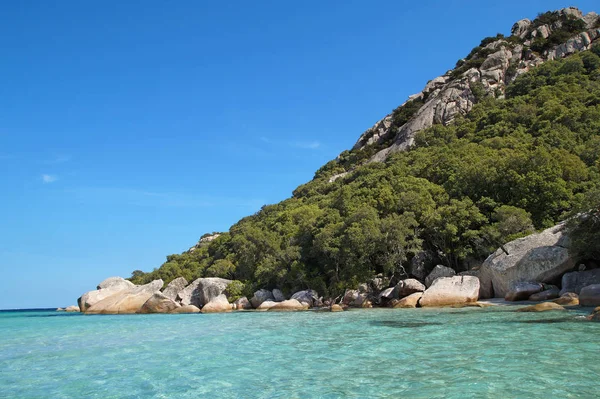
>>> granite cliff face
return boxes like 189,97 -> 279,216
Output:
345,8 -> 600,167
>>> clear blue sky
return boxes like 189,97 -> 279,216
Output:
0,0 -> 596,309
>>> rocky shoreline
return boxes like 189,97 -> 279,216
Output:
64,222 -> 600,321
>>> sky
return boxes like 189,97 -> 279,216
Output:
0,0 -> 597,309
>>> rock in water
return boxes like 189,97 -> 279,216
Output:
529,287 -> 560,301
85,280 -> 163,314
587,307 -> 600,321
139,292 -> 181,314
177,277 -> 232,308
200,294 -> 232,313
395,279 -> 426,298
162,277 -> 188,301
233,297 -> 252,310
419,276 -> 479,307
65,305 -> 80,312
392,292 -> 423,308
580,284 -> 600,307
256,301 -> 278,311
250,289 -> 275,309
479,223 -> 573,298
504,282 -> 544,301
560,269 -> 600,296
425,265 -> 456,288
170,305 -> 200,314
78,277 -> 135,312
330,304 -> 344,312
268,299 -> 309,311
517,302 -> 566,312
341,290 -> 359,305
552,293 -> 579,306
291,290 -> 319,307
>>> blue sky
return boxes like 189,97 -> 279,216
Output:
0,0 -> 597,309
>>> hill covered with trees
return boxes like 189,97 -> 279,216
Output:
130,10 -> 600,299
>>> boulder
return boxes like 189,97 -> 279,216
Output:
580,284 -> 600,307
341,290 -> 359,305
56,308 -> 65,311
85,279 -> 164,314
351,293 -> 370,308
250,289 -> 275,309
256,300 -> 278,311
330,304 -> 344,312
409,250 -> 437,281
529,287 -> 560,301
78,276 -> 135,312
395,279 -> 426,298
392,292 -> 423,308
200,294 -> 232,313
511,18 -> 532,38
272,289 -> 285,302
378,287 -> 396,301
291,290 -> 319,307
504,282 -> 544,301
479,223 -> 574,298
419,276 -> 479,307
587,307 -> 600,321
65,305 -> 80,312
197,278 -> 233,306
560,269 -> 600,296
268,299 -> 309,311
552,293 -> 579,306
459,269 -> 492,299
162,277 -> 188,301
170,305 -> 200,314
233,297 -> 252,310
517,302 -> 565,312
178,278 -> 232,308
425,265 -> 456,288
139,292 -> 181,314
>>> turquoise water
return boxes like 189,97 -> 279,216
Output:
1,307 -> 599,398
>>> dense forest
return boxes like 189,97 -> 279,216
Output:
131,39 -> 600,299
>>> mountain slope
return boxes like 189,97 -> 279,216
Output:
130,8 -> 600,298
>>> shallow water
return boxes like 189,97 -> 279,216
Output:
1,307 -> 599,398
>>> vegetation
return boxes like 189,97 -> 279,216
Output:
130,49 -> 600,299
529,11 -> 588,54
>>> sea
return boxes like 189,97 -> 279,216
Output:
1,306 -> 599,398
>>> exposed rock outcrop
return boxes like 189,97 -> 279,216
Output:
162,277 -> 188,301
560,269 -> 600,295
346,8 -> 600,164
479,223 -> 573,298
78,277 -> 135,312
85,279 -> 163,314
139,292 -> 181,314
256,300 -> 278,311
425,265 -> 456,288
419,276 -> 480,307
65,305 -> 80,312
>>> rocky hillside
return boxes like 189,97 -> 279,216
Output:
333,7 -> 600,173
129,8 -> 600,300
